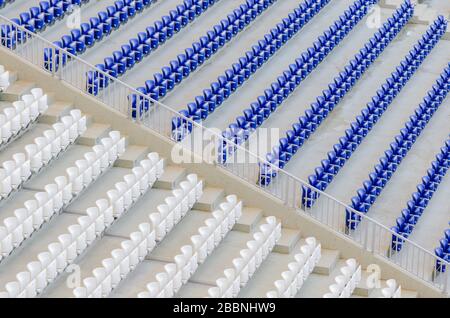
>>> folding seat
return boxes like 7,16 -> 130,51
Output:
345,129 -> 362,146
170,9 -> 188,28
362,179 -> 380,199
311,101 -> 328,120
111,50 -> 131,72
171,109 -> 192,138
200,35 -> 217,56
304,109 -> 321,132
383,152 -> 400,173
107,5 -> 128,25
78,25 -> 98,48
218,19 -> 234,40
355,113 -> 373,134
191,42 -> 210,63
137,32 -> 156,53
272,145 -> 289,166
431,159 -> 447,178
320,90 -> 336,111
250,102 -> 269,120
89,18 -> 109,40
203,88 -> 221,109
243,108 -> 262,128
3,107 -> 19,135
71,28 -> 94,50
187,103 -> 206,121
218,75 -> 234,96
40,1 -> 64,20
401,208 -> 419,227
278,74 -> 294,95
174,4 -> 189,24
254,95 -> 271,114
126,41 -> 147,64
229,11 -> 243,33
123,44 -> 142,65
218,17 -> 233,39
314,165 -> 331,185
132,0 -> 145,12
30,6 -> 54,26
176,54 -> 195,74
278,137 -> 298,157
263,36 -> 277,58
276,23 -> 289,43
286,64 -> 301,85
120,0 -> 136,18
98,11 -> 119,31
162,15 -> 180,36
100,59 -> 116,81
265,29 -> 280,51
153,21 -> 173,44
59,35 -> 76,56
207,29 -> 224,49
228,123 -> 247,144
44,128 -> 62,158
186,0 -> 202,16
185,46 -> 204,67
149,73 -> 171,97
21,11 -> 44,32
295,116 -> 313,137
427,167 -> 442,185
350,194 -> 369,214
338,136 -> 355,158
268,83 -> 284,105
194,95 -> 212,114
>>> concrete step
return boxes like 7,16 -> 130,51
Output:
411,4 -> 438,25
354,268 -> 374,297
154,165 -> 186,190
109,260 -> 170,298
176,282 -> 210,298
148,209 -> 212,263
0,123 -> 51,164
296,258 -> 347,298
64,167 -> 133,215
189,230 -> 254,286
233,207 -> 263,233
0,80 -> 35,102
239,237 -> 308,298
115,145 -> 149,168
39,101 -> 73,124
274,228 -> 301,254
354,272 -> 419,298
313,249 -> 340,275
193,187 -> 225,212
77,123 -> 111,146
42,235 -> 130,298
0,213 -> 79,288
5,71 -> 18,85
444,30 -> 450,41
379,0 -> 402,9
24,144 -> 93,191
106,188 -> 173,238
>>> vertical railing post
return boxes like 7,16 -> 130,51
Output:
1,13 -> 447,294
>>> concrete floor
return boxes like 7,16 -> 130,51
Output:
1,0 -> 54,19
1,1 -> 448,295
201,1 -> 387,131
424,0 -> 450,18
161,0 -> 335,112
83,0 -> 247,80
0,0 -> 108,38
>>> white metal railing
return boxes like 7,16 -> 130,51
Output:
0,14 -> 448,295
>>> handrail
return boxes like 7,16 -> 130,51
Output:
0,13 -> 448,294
